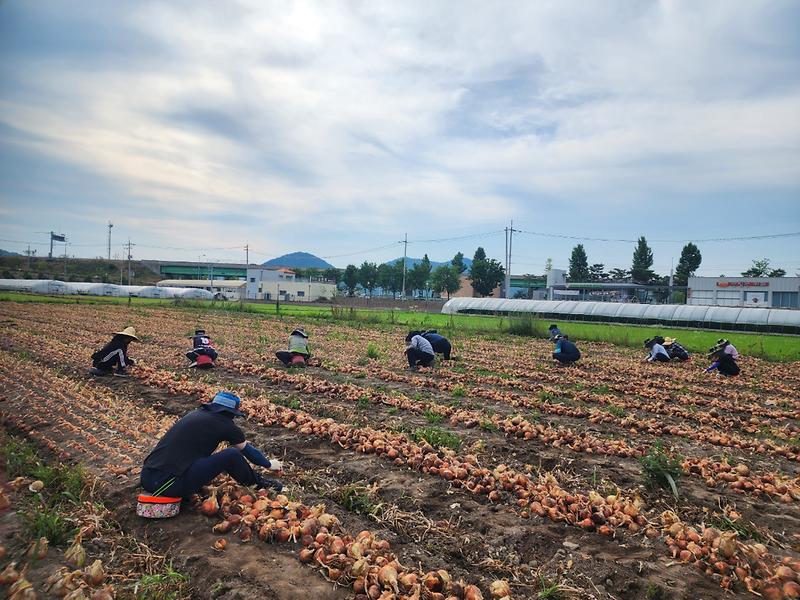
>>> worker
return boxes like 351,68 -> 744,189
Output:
663,337 -> 690,361
552,334 -> 581,365
548,324 -> 563,341
187,328 -> 218,368
716,339 -> 740,360
405,332 -> 435,370
421,330 -> 453,360
644,337 -> 670,362
275,327 -> 310,367
706,346 -> 740,377
89,326 -> 138,377
140,391 -> 283,498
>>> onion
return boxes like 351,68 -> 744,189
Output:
464,584 -> 484,600
717,533 -> 738,559
775,566 -> 796,581
489,580 -> 511,599
65,540 -> 87,568
213,538 -> 227,551
200,495 -> 219,516
351,559 -> 369,578
423,571 -> 442,592
213,520 -> 232,533
378,565 -> 400,593
0,562 -> 20,585
399,573 -> 419,591
84,559 -> 105,586
783,581 -> 800,599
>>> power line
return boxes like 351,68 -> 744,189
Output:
516,230 -> 800,244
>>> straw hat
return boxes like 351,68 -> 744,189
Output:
114,326 -> 139,340
663,337 -> 676,345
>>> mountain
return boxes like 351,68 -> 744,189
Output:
0,249 -> 22,257
385,257 -> 473,270
262,252 -> 335,270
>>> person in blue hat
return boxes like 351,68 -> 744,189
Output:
140,392 -> 283,498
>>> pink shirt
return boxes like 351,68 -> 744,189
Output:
724,344 -> 739,359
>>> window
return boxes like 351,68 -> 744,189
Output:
715,290 -> 741,307
772,291 -> 799,308
744,291 -> 767,306
250,277 -> 255,282
297,291 -> 305,297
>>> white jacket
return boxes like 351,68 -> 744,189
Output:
407,335 -> 434,355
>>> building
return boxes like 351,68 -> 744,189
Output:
142,261 -> 299,300
688,277 -> 800,309
257,280 -> 337,302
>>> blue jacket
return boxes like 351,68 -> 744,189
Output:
554,338 -> 580,360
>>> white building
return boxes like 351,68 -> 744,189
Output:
688,277 -> 800,309
157,279 -> 248,301
257,280 -> 337,302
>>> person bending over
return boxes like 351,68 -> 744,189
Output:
275,328 -> 311,367
552,334 -> 581,365
421,330 -> 452,360
706,347 -> 740,377
405,332 -> 435,370
644,337 -> 670,363
663,337 -> 690,361
140,391 -> 283,499
90,326 -> 138,377
187,328 -> 219,367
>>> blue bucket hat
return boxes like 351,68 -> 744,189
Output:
203,391 -> 244,417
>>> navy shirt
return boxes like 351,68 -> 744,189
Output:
422,332 -> 449,352
143,407 -> 245,478
191,335 -> 213,349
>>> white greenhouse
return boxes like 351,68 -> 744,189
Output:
441,298 -> 800,333
0,279 -> 215,302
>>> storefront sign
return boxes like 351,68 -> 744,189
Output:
716,281 -> 769,288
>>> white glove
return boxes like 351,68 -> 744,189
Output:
268,459 -> 283,472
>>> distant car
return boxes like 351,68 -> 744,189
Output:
213,293 -> 228,301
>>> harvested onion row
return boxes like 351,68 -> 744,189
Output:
195,477 -> 496,600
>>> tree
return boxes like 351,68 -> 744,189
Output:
544,258 -> 553,273
741,258 -> 785,277
358,261 -> 379,297
630,236 -> 656,284
342,264 -> 359,296
431,265 -> 461,300
469,247 -> 505,297
377,262 -> 404,298
608,268 -> 630,282
674,243 -> 702,286
451,252 -> 467,274
568,244 -> 590,282
323,267 -> 340,283
589,263 -> 608,282
408,254 -> 432,297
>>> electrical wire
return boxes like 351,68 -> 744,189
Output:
516,230 -> 800,243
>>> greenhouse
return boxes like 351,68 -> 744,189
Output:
441,298 -> 800,334
0,280 -> 214,301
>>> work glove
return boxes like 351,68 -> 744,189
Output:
268,459 -> 283,472
128,358 -> 137,366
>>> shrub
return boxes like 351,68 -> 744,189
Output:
412,427 -> 461,450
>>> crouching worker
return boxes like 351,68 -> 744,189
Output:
90,326 -> 138,377
275,327 -> 310,367
706,346 -> 740,377
187,328 -> 218,368
552,334 -> 581,365
140,391 -> 283,499
405,332 -> 435,370
663,337 -> 690,361
644,337 -> 670,363
421,330 -> 453,360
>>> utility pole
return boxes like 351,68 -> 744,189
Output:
400,233 -> 408,298
107,221 -> 113,261
504,220 -> 516,298
124,239 -> 134,285
63,244 -> 68,280
25,245 -> 32,270
245,244 -> 249,265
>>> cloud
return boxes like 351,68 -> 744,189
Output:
0,0 -> 798,268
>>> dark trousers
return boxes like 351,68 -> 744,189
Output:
719,362 -> 740,377
652,354 -> 670,363
187,348 -> 218,361
93,349 -> 126,372
407,349 -> 435,367
553,352 -> 579,365
276,351 -> 309,366
141,448 -> 258,499
433,340 -> 452,360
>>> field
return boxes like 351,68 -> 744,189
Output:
0,300 -> 798,599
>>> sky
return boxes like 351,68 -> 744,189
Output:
0,0 -> 798,275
